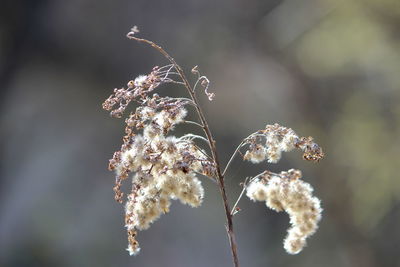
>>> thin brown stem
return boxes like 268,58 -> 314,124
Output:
183,120 -> 205,128
230,175 -> 261,216
222,140 -> 246,177
222,132 -> 268,177
230,170 -> 281,216
127,30 -> 240,267
230,177 -> 249,216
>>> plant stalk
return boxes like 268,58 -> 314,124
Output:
128,32 -> 240,267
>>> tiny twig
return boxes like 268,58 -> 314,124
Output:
183,120 -> 205,128
231,171 -> 273,216
176,139 -> 213,161
222,132 -> 269,177
165,80 -> 186,86
193,76 -> 208,92
222,140 -> 246,177
179,133 -> 209,144
167,97 -> 197,106
231,177 -> 250,216
160,65 -> 175,80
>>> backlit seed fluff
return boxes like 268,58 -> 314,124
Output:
134,75 -> 148,87
127,245 -> 140,256
246,173 -> 322,254
246,180 -> 268,201
243,124 -> 324,164
103,40 -> 325,260
106,87 -> 215,255
243,145 -> 267,163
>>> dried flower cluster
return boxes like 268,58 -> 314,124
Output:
246,169 -> 322,254
243,123 -> 324,164
102,27 -> 325,266
103,64 -> 216,255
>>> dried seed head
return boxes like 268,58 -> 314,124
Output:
246,170 -> 322,254
243,144 -> 266,163
103,31 -> 324,259
243,124 -> 324,164
103,66 -> 216,254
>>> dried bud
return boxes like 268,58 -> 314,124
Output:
131,25 -> 140,34
191,65 -> 199,74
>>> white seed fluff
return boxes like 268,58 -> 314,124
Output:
246,174 -> 322,254
116,106 -> 214,255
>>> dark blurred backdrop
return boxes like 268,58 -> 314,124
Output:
1,0 -> 400,266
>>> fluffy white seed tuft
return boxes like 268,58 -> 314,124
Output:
246,172 -> 322,254
243,124 -> 324,164
114,104 -> 215,255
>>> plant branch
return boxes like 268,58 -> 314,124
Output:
222,132 -> 268,177
230,175 -> 260,216
179,133 -> 210,143
183,120 -> 204,128
222,140 -> 246,177
127,29 -> 240,267
230,177 -> 249,216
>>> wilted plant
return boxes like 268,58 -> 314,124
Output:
102,26 -> 324,267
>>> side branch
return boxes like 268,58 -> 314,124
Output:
222,140 -> 246,177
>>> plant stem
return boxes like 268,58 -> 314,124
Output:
230,177 -> 249,216
222,140 -> 245,177
183,120 -> 205,128
128,32 -> 240,267
222,132 -> 267,176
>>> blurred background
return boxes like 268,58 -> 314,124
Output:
1,0 -> 400,266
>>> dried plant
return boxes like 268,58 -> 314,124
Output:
102,26 -> 325,267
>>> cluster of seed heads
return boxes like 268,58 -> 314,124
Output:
243,123 -> 324,164
241,124 -> 324,254
103,65 -> 217,254
246,169 -> 322,254
102,27 -> 325,259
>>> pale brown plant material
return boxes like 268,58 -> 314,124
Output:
102,26 -> 325,267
